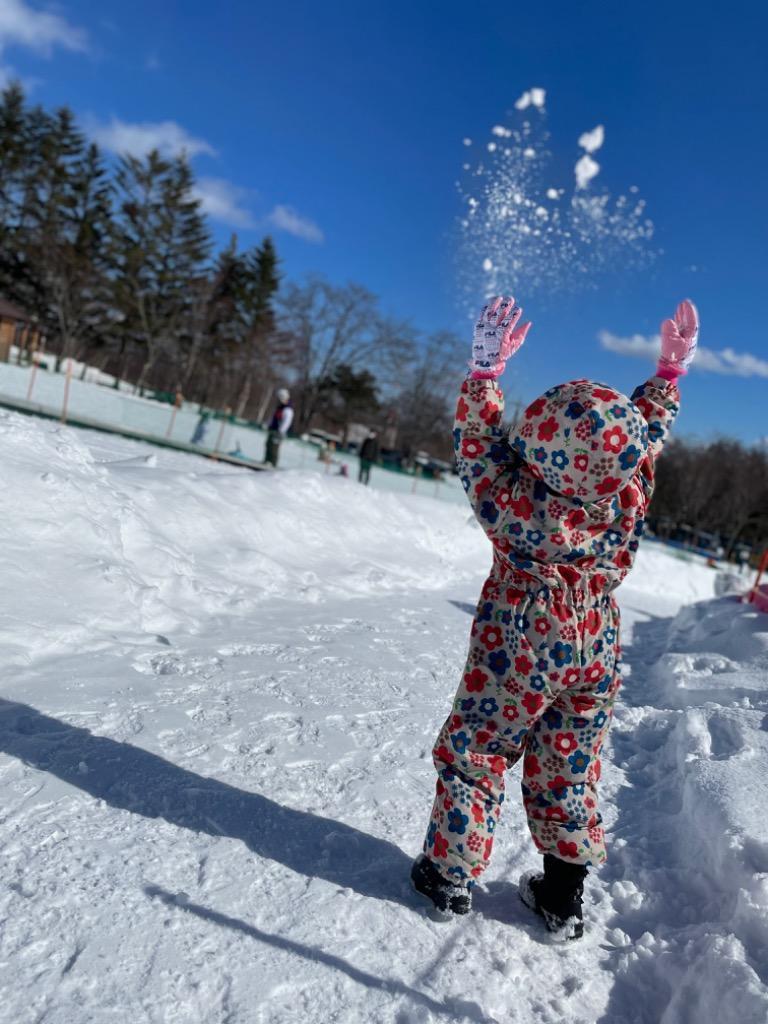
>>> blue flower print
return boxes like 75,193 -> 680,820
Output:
648,419 -> 664,443
526,529 -> 545,545
533,447 -> 548,463
427,821 -> 437,846
480,500 -> 499,524
508,521 -> 523,537
551,449 -> 569,469
550,641 -> 573,667
461,475 -> 471,492
515,613 -> 530,631
447,808 -> 469,834
543,707 -> 563,729
618,444 -> 641,470
533,480 -> 548,502
470,463 -> 484,478
453,427 -> 462,451
594,710 -> 607,729
610,403 -> 627,419
529,674 -> 546,692
450,731 -> 471,755
565,400 -> 586,420
488,650 -> 511,676
479,697 -> 499,716
568,749 -> 590,774
486,740 -> 502,754
489,442 -> 508,464
588,410 -> 605,434
459,697 -> 476,712
605,530 -> 622,547
486,816 -> 496,833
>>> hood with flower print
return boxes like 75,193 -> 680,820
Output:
509,380 -> 649,504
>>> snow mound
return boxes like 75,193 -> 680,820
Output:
0,411 -> 487,663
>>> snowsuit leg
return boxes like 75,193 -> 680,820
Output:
423,579 -> 619,884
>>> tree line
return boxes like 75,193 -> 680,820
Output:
650,437 -> 768,556
0,82 -> 464,459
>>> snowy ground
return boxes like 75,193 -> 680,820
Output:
0,361 -> 466,505
1,409 -> 767,1024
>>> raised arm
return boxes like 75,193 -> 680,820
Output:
455,297 -> 531,527
631,299 -> 698,492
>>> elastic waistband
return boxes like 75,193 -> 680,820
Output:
490,557 -> 614,606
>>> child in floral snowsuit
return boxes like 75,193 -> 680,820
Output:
412,296 -> 699,937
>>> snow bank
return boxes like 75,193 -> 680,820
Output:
0,410 -> 487,664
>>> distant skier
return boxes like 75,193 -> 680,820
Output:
264,388 -> 294,468
411,295 -> 699,939
358,429 -> 379,485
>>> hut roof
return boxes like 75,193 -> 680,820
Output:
0,296 -> 32,322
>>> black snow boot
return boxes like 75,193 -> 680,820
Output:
519,854 -> 588,940
411,854 -> 472,917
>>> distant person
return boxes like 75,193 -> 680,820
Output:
411,294 -> 699,941
264,388 -> 293,468
337,463 -> 349,477
358,429 -> 379,485
190,410 -> 210,445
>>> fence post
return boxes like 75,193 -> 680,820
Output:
60,358 -> 73,424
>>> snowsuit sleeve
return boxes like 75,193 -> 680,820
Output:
630,375 -> 680,503
454,378 -> 522,539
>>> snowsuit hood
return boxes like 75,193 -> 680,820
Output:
509,380 -> 649,504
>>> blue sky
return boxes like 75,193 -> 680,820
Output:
2,0 -> 767,441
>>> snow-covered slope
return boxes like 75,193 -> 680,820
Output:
1,410 -> 766,1023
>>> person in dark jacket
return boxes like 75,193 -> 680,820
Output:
358,430 -> 379,484
264,388 -> 293,467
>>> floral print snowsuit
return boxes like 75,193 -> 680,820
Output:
424,375 -> 679,883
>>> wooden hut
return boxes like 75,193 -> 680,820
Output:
0,297 -> 43,363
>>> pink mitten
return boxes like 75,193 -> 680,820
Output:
657,299 -> 699,381
469,295 -> 532,379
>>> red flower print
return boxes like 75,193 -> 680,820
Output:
548,774 -> 570,794
478,401 -> 499,424
461,438 -> 484,459
592,387 -> 618,401
477,775 -> 493,792
554,732 -> 578,755
615,549 -> 632,568
522,692 -> 544,715
602,426 -> 628,453
510,495 -> 534,521
476,729 -> 492,745
524,753 -> 541,776
484,837 -> 494,860
585,609 -> 601,635
480,625 -> 503,650
434,744 -> 454,764
433,832 -> 449,858
502,703 -> 519,722
449,714 -> 463,731
584,662 -> 603,683
471,804 -> 485,823
619,485 -> 640,509
534,617 -> 550,635
455,396 -> 469,422
559,565 -> 581,587
546,806 -> 569,822
514,654 -> 533,675
526,397 -> 547,418
595,476 -> 621,495
496,489 -> 513,509
537,416 -> 559,442
464,668 -> 488,692
563,668 -> 580,686
565,507 -> 587,529
573,453 -> 589,473
557,840 -> 580,859
505,587 -> 525,603
489,755 -> 507,776
551,532 -> 566,546
572,695 -> 596,713
592,758 -> 602,781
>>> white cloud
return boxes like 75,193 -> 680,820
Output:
267,204 -> 324,243
598,330 -> 768,379
192,177 -> 255,229
87,116 -> 216,159
578,124 -> 604,154
0,0 -> 87,56
0,0 -> 87,84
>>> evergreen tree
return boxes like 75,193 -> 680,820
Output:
112,149 -> 211,393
